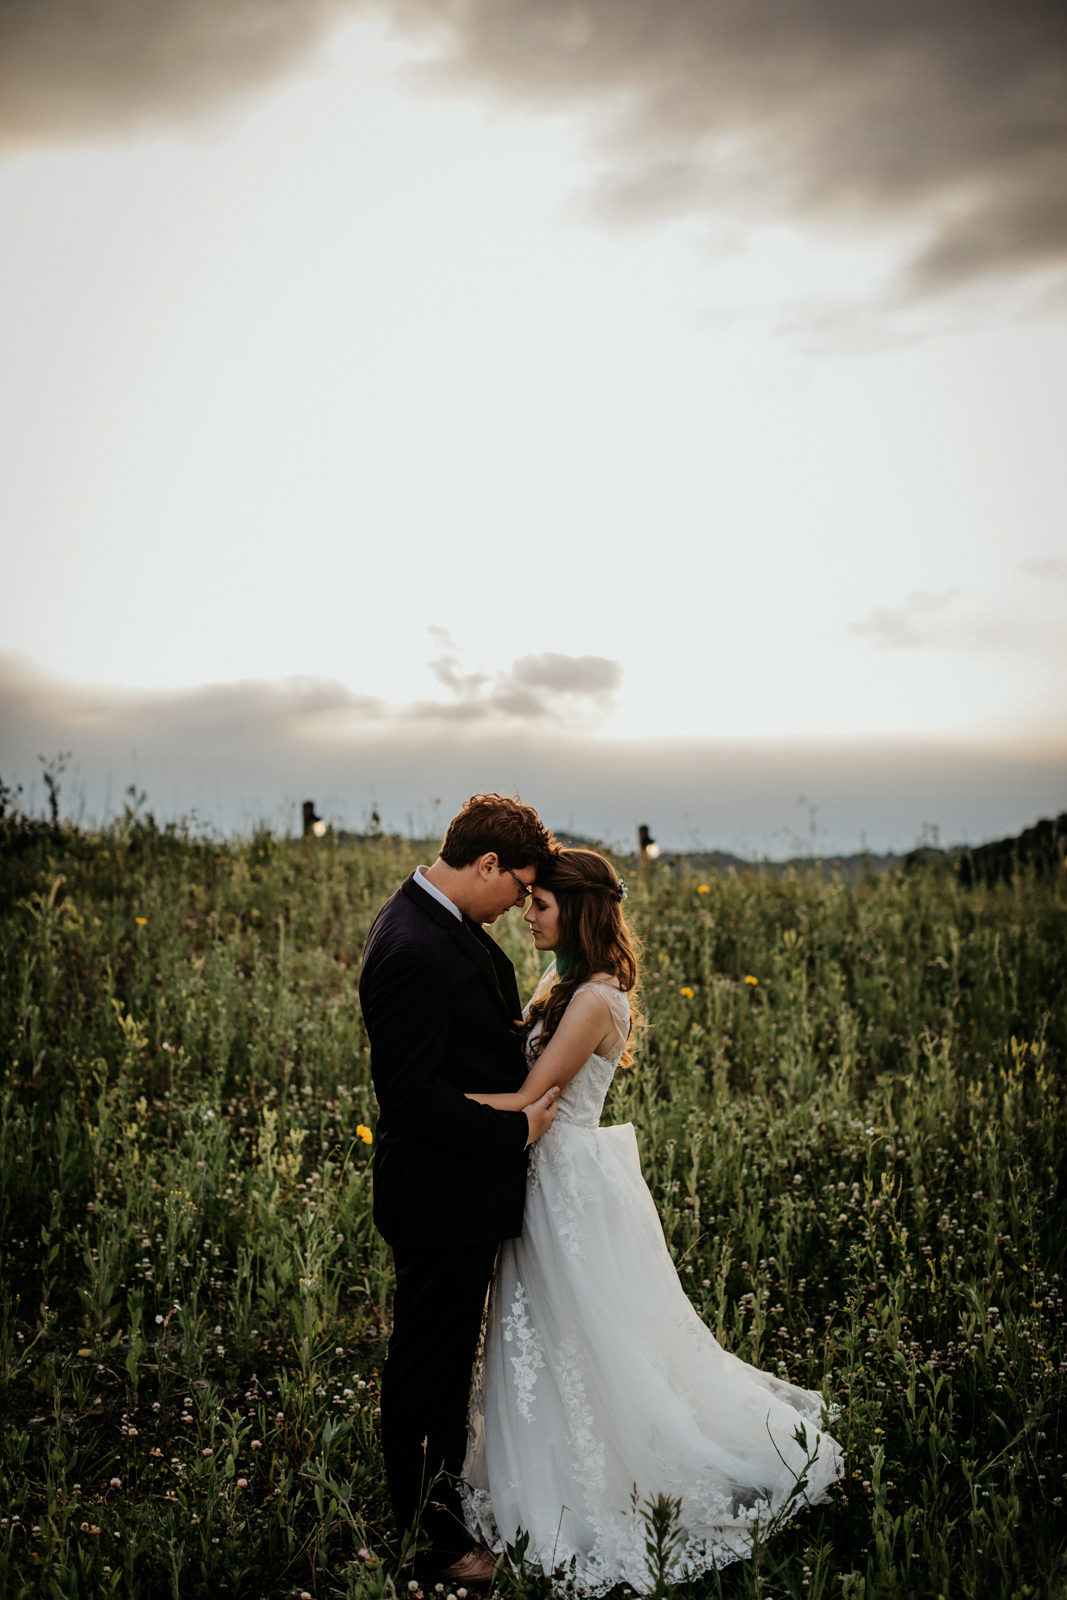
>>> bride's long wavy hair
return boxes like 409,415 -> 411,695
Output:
524,848 -> 643,1069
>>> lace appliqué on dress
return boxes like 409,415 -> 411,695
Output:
502,1281 -> 545,1423
557,1335 -> 607,1496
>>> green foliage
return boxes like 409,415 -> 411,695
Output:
0,814 -> 1064,1598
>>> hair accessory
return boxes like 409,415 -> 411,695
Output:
554,951 -> 575,981
616,879 -> 628,901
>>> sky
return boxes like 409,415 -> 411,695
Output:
1,0 -> 1065,851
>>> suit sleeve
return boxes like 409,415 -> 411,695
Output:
363,948 -> 530,1155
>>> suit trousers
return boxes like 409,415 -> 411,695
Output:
381,1240 -> 498,1561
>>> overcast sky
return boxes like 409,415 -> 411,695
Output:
0,2 -> 1065,850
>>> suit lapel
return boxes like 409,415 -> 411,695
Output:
401,875 -> 520,1024
460,916 -> 523,1023
401,873 -> 460,933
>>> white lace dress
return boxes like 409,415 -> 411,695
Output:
462,971 -> 844,1592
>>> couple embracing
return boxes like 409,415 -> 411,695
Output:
359,795 -> 842,1595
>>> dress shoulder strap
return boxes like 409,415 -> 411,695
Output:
573,981 -> 630,1037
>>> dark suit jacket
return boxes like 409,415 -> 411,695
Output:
358,874 -> 531,1249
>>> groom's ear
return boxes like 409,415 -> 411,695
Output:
476,852 -> 500,880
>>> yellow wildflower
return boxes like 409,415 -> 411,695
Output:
744,975 -> 758,986
680,986 -> 694,999
697,885 -> 710,894
356,1124 -> 373,1145
135,917 -> 147,926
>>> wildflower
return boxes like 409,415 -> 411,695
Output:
110,1477 -> 121,1488
201,1448 -> 213,1458
680,987 -> 694,999
359,1549 -> 372,1560
251,1440 -> 262,1450
135,917 -> 147,926
150,1448 -> 163,1458
301,1592 -> 312,1599
237,1478 -> 248,1488
155,1314 -> 164,1324
697,885 -> 710,894
409,1584 -> 420,1592
744,975 -> 758,986
336,1346 -> 344,1355
356,1124 -> 373,1145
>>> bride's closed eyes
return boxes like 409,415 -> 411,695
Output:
523,885 -> 561,951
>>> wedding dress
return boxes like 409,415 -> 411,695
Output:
462,969 -> 844,1591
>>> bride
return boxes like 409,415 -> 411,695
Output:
461,848 -> 843,1591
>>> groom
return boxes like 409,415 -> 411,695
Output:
359,794 -> 561,1584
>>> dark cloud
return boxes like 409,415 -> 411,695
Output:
391,0 -> 1067,296
2,1 -> 1066,297
0,0 -> 353,148
2,652 -> 1065,853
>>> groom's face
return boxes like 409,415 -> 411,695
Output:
476,856 -> 536,923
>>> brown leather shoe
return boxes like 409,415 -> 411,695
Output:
437,1546 -> 497,1588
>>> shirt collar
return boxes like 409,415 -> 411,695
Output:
413,864 -> 462,921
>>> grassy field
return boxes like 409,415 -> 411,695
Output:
1,802 -> 1065,1599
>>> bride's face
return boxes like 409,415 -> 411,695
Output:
523,885 -> 560,950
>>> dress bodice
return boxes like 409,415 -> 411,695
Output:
524,969 -> 631,1130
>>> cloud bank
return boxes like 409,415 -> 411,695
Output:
2,653 -> 1064,855
3,0 -> 1067,301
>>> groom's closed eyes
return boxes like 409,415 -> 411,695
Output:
502,866 -> 534,901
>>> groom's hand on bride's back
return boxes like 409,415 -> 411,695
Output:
525,1085 -> 560,1143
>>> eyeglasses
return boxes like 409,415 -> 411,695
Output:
503,866 -> 534,900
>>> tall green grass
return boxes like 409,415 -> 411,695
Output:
1,810 -> 1064,1598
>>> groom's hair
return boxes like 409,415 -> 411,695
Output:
440,793 -> 555,871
